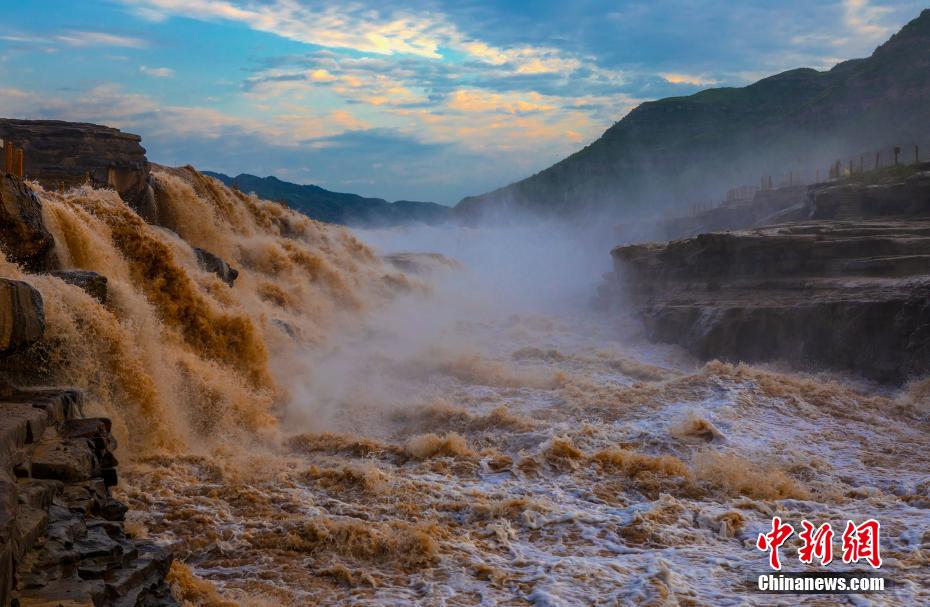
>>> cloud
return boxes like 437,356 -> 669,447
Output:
660,73 -> 718,86
843,0 -> 894,39
0,79 -> 615,203
16,0 -> 921,204
460,41 -> 582,74
446,90 -> 555,114
328,109 -> 371,130
114,0 -> 638,168
140,65 -> 175,77
118,0 -> 598,79
243,59 -> 430,108
240,52 -> 634,160
0,82 -> 376,148
120,0 -> 447,58
54,31 -> 149,48
0,30 -> 149,52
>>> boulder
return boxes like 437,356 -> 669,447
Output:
0,175 -> 54,271
50,271 -> 108,304
0,403 -> 49,473
31,439 -> 96,483
194,247 -> 239,286
0,279 -> 44,356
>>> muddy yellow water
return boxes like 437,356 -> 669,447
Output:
3,170 -> 928,605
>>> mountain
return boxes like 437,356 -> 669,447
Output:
455,9 -> 930,222
204,172 -> 451,227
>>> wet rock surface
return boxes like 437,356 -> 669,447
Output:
602,219 -> 930,382
0,120 -> 150,208
50,271 -> 108,304
0,279 -> 44,357
193,247 -> 238,286
0,387 -> 175,606
0,175 -> 54,272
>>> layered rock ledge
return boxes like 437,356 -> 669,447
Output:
601,219 -> 930,382
0,120 -> 151,209
0,386 -> 176,606
0,263 -> 174,605
602,164 -> 930,381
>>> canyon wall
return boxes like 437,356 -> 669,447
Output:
600,166 -> 930,381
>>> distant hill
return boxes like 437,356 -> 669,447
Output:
455,9 -> 930,222
204,172 -> 451,227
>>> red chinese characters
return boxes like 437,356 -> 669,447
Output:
841,519 -> 882,568
798,520 -> 834,566
757,517 -> 883,570
756,516 -> 794,570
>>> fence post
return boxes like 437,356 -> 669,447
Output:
15,148 -> 24,178
4,144 -> 12,174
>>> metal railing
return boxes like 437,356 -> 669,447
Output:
685,141 -> 930,218
0,139 -> 24,178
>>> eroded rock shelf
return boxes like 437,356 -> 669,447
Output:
0,386 -> 175,607
601,169 -> 930,382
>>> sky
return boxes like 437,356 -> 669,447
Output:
0,1 -> 925,204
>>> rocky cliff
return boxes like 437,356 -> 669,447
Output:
456,9 -> 930,223
0,120 -> 152,211
600,167 -> 930,382
0,278 -> 175,606
0,138 -> 183,604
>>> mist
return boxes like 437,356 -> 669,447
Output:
9,153 -> 928,607
278,218 -> 623,434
